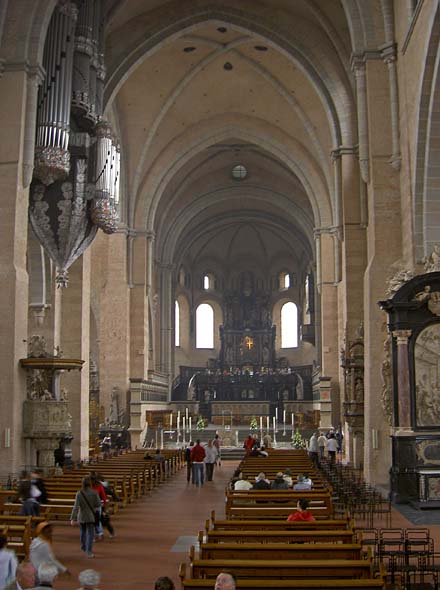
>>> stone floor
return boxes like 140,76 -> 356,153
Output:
50,461 -> 440,589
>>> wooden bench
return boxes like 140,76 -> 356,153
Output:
0,524 -> 30,559
188,558 -> 374,580
179,579 -> 385,590
196,542 -> 365,561
200,529 -> 356,545
225,491 -> 333,516
207,512 -> 353,534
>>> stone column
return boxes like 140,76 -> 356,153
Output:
351,56 -> 370,183
129,232 -> 148,378
159,262 -> 173,384
362,57 -> 402,487
0,65 -> 36,480
60,253 -> 91,460
392,329 -> 412,429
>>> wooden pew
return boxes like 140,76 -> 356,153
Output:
188,558 -> 374,580
200,529 -> 356,545
196,542 -> 364,561
225,490 -> 333,516
207,511 -> 353,534
0,523 -> 30,559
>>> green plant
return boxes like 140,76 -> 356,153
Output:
196,416 -> 205,431
249,416 -> 258,431
291,429 -> 306,449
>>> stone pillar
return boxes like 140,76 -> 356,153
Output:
362,57 -> 402,487
129,233 -> 148,378
392,329 -> 412,429
159,263 -> 173,383
33,438 -> 59,469
0,65 -> 37,480
93,231 -> 130,420
352,56 -> 370,183
60,253 -> 91,460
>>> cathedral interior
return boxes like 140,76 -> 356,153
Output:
1,0 -> 440,506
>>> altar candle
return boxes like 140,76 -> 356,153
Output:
275,407 -> 278,422
283,410 -> 286,423
273,416 -> 276,432
260,416 -> 263,431
177,415 -> 180,431
178,410 -> 181,422
266,416 -> 270,430
185,407 -> 188,420
170,411 -> 173,429
291,413 -> 294,428
183,417 -> 186,432
189,417 -> 192,432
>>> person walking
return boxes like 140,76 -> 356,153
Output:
204,440 -> 217,482
30,522 -> 68,578
190,440 -> 206,486
326,433 -> 338,464
0,533 -> 17,590
70,477 -> 101,558
308,432 -> 319,466
318,432 -> 327,460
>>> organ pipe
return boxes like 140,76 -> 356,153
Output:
34,0 -> 77,185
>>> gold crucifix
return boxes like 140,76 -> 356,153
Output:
244,336 -> 254,350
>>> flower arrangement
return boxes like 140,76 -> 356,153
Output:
196,416 -> 205,431
249,416 -> 258,431
291,429 -> 306,449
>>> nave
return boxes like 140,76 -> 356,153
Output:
48,458 -> 440,590
54,461 -> 236,590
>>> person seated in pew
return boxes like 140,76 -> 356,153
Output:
229,468 -> 242,490
19,480 -> 40,517
287,499 -> 316,522
293,473 -> 312,491
76,569 -> 101,590
34,563 -> 58,590
303,472 -> 313,488
215,571 -> 236,590
0,533 -> 18,590
283,468 -> 293,487
271,472 -> 289,490
154,576 -> 175,590
234,473 -> 253,491
252,472 -> 271,490
153,449 -> 166,462
31,469 -> 48,505
15,561 -> 36,589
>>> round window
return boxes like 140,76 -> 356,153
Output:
231,164 -> 248,180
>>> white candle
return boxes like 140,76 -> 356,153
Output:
189,417 -> 192,432
273,416 -> 276,432
266,416 -> 270,430
170,411 -> 173,429
185,407 -> 188,420
275,408 -> 278,422
183,417 -> 186,432
177,416 -> 180,431
260,416 -> 263,431
291,413 -> 294,429
283,410 -> 286,423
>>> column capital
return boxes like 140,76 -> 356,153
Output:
3,60 -> 46,84
392,329 -> 412,345
380,42 -> 397,65
331,146 -> 358,160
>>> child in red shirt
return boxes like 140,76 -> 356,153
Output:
287,499 -> 315,521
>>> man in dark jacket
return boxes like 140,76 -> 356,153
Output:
31,469 -> 48,504
252,472 -> 271,490
185,441 -> 194,483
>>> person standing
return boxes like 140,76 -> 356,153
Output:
318,432 -> 327,460
185,441 -> 194,484
70,477 -> 101,558
190,440 -> 206,486
243,435 -> 254,455
204,440 -> 217,482
0,533 -> 17,590
212,434 -> 222,466
90,473 -> 107,541
308,432 -> 319,465
101,434 -> 111,459
31,469 -> 48,505
262,432 -> 272,449
326,433 -> 338,464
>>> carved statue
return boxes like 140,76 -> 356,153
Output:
424,245 -> 440,273
386,267 -> 415,296
380,335 -> 393,425
28,335 -> 49,358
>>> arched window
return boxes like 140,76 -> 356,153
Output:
281,301 -> 298,348
196,303 -> 214,348
203,275 -> 210,290
279,271 -> 290,290
175,300 -> 180,347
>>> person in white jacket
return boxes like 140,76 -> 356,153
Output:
0,533 -> 17,590
204,440 -> 217,481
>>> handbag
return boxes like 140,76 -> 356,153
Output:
101,510 -> 110,527
80,491 -> 100,525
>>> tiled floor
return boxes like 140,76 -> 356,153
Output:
52,461 -> 440,589
55,462 -> 236,590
